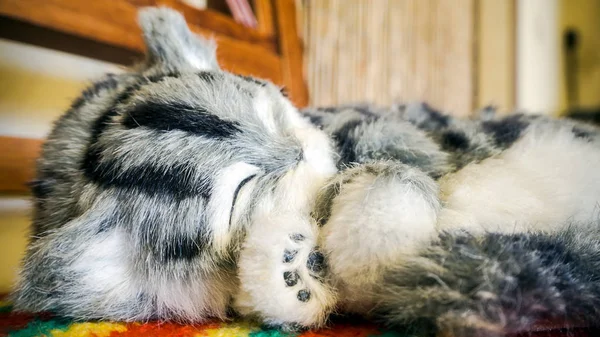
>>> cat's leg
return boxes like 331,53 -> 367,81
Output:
315,161 -> 441,312
233,142 -> 338,328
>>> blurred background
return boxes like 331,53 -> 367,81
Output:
0,0 -> 599,292
300,0 -> 600,115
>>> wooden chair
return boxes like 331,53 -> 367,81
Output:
0,0 -> 307,195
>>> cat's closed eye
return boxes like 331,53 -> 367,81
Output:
230,174 -> 257,225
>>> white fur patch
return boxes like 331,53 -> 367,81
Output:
184,49 -> 212,70
292,127 -> 338,178
281,98 -> 313,129
253,91 -> 278,133
438,124 -> 600,234
70,229 -> 138,309
151,272 -> 233,322
273,161 -> 336,215
208,162 -> 261,254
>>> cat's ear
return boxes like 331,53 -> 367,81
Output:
137,7 -> 220,71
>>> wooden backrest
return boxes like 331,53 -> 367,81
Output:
0,0 -> 308,194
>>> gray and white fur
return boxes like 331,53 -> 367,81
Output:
12,7 -> 600,337
305,103 -> 600,335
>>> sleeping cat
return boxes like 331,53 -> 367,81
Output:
12,7 -> 600,337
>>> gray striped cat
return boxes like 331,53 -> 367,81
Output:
12,7 -> 600,337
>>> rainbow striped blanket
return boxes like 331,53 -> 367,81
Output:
2,300 -> 597,337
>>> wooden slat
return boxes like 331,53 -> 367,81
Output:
0,0 -> 283,84
254,0 -> 275,37
476,0 -> 516,113
0,0 -> 142,52
0,137 -> 43,195
274,0 -> 309,107
0,16 -> 142,66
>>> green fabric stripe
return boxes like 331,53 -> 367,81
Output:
8,318 -> 71,337
249,328 -> 297,337
0,305 -> 14,313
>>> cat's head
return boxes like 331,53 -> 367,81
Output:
124,8 -> 336,253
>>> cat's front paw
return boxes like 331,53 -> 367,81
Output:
281,233 -> 328,304
233,216 -> 336,328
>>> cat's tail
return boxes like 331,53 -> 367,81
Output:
375,226 -> 600,337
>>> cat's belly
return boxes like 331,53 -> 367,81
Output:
437,122 -> 600,234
